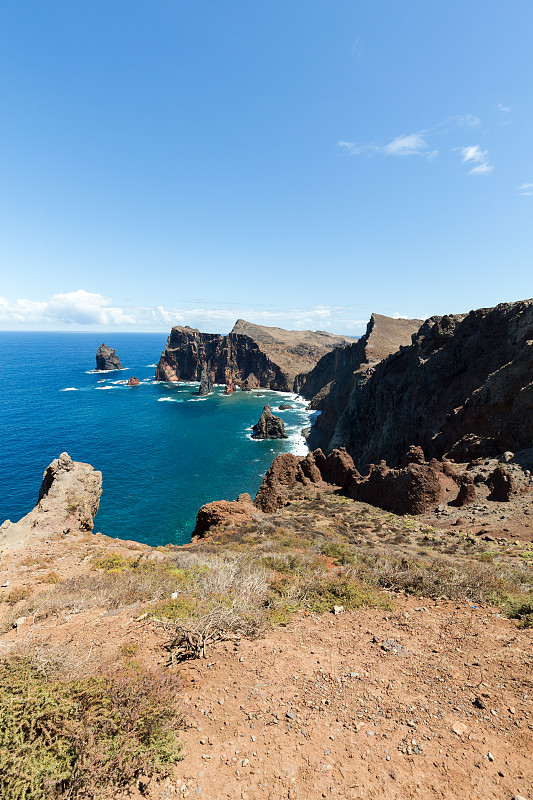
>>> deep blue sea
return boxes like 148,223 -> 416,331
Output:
0,332 -> 314,546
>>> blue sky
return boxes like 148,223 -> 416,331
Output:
0,0 -> 532,334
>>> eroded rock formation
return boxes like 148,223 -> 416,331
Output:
127,376 -> 140,386
0,453 -> 102,550
251,404 -> 287,440
251,446 -> 504,516
198,362 -> 214,396
96,343 -> 122,370
193,494 -> 258,537
155,320 -> 355,392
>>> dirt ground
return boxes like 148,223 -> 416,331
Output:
1,479 -> 532,800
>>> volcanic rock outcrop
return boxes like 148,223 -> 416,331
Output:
193,494 -> 258,537
198,362 -> 214,396
314,299 -> 533,468
96,343 -> 122,370
155,320 -> 355,392
0,453 -> 102,551
252,447 -> 489,516
251,404 -> 287,440
127,376 -> 140,386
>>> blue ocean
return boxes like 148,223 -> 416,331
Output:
0,332 -> 314,546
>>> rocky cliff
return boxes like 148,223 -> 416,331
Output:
322,299 -> 533,469
0,453 -> 102,551
155,319 -> 355,392
298,313 -> 423,447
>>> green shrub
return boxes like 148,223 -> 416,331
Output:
506,596 -> 533,628
0,656 -> 183,799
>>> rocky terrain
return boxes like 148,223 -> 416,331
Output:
313,300 -> 533,470
251,404 -> 288,440
96,343 -> 122,370
0,455 -> 531,800
155,320 -> 355,392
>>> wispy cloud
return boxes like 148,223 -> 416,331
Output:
0,290 -> 366,334
337,114 -> 484,164
457,145 -> 493,175
496,103 -> 511,114
337,131 -> 436,159
519,182 -> 533,196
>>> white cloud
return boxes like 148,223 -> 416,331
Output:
337,132 -> 435,159
383,133 -> 427,156
496,103 -> 511,114
0,290 -> 365,334
457,145 -> 493,175
519,182 -> 533,196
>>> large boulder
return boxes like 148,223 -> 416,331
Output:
96,343 -> 122,370
193,496 -> 257,537
251,404 -> 288,440
0,453 -> 102,551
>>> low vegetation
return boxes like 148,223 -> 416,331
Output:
0,656 -> 183,800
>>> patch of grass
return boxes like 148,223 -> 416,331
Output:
0,656 -> 183,800
305,578 -> 393,614
4,586 -> 31,605
320,541 -> 354,565
41,571 -> 61,584
506,596 -> 533,628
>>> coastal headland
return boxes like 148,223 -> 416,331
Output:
1,299 -> 532,800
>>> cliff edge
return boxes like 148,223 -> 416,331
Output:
155,319 -> 355,392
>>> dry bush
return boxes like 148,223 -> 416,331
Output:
0,655 -> 183,800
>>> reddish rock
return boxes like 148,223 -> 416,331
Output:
453,476 -> 477,507
347,462 -> 446,515
242,374 -> 260,391
253,453 -> 324,513
402,445 -> 426,466
316,448 -> 358,487
127,376 -> 140,386
193,498 -> 255,537
487,465 -> 515,501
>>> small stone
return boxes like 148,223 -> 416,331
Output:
1,581 -> 9,588
451,722 -> 468,737
286,712 -> 295,720
171,591 -> 178,599
509,706 -> 516,714
218,698 -> 224,705
487,752 -> 494,762
333,605 -> 344,615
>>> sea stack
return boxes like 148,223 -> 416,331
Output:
127,376 -> 140,386
96,343 -> 122,371
251,404 -> 288,439
198,362 -> 213,396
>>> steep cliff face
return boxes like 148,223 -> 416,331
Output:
326,299 -> 533,469
298,314 -> 423,446
155,320 -> 355,392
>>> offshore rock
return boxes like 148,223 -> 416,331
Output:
198,362 -> 214,396
96,343 -> 122,370
155,319 -> 354,392
318,299 -> 533,469
251,404 -> 287,440
127,376 -> 140,386
0,453 -> 102,551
